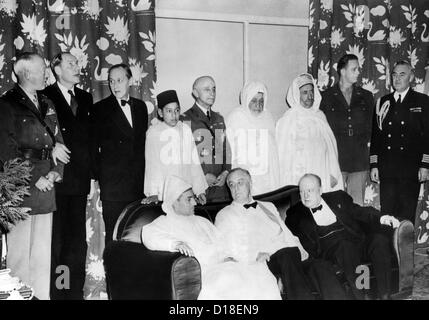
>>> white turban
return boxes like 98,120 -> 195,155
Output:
161,175 -> 193,216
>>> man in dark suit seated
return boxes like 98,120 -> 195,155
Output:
92,64 -> 148,246
286,173 -> 400,299
43,52 -> 93,300
216,168 -> 347,300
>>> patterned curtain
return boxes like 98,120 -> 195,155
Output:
308,0 -> 429,298
0,0 -> 156,299
308,0 -> 429,208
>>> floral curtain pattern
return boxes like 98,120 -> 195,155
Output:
309,0 -> 429,298
0,0 -> 156,299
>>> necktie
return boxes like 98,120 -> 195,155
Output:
31,96 -> 39,110
68,90 -> 78,116
311,204 -> 323,213
396,94 -> 401,103
121,99 -> 130,107
206,109 -> 211,121
243,202 -> 257,209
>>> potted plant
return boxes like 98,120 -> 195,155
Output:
0,158 -> 32,269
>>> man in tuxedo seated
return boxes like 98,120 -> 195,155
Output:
215,168 -> 347,300
286,173 -> 400,299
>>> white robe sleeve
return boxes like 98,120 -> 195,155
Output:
144,126 -> 164,198
183,123 -> 208,196
141,216 -> 180,252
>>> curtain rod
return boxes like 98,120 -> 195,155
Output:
155,9 -> 309,27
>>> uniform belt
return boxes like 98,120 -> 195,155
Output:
19,148 -> 52,160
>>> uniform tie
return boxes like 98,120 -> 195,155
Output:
68,90 -> 78,116
396,94 -> 401,103
206,109 -> 211,121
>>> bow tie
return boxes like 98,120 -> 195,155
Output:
121,99 -> 130,106
311,204 -> 323,213
243,202 -> 257,209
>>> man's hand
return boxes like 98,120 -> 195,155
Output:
174,241 -> 194,257
197,193 -> 207,205
52,143 -> 71,166
370,168 -> 380,183
256,252 -> 271,263
87,179 -> 96,200
330,175 -> 338,188
418,168 -> 429,182
35,176 -> 54,192
380,215 -> 400,229
46,171 -> 61,183
141,195 -> 159,204
205,173 -> 217,187
214,170 -> 229,187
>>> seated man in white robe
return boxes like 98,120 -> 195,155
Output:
215,168 -> 347,300
141,175 -> 281,300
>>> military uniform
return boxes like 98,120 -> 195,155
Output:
370,89 -> 429,221
0,84 -> 64,300
321,84 -> 374,205
182,104 -> 231,202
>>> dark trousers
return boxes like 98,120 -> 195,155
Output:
303,258 -> 347,300
267,247 -> 315,300
380,177 -> 420,222
101,200 -> 130,247
50,194 -> 88,300
323,232 -> 392,299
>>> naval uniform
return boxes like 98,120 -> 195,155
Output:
370,88 -> 429,221
321,84 -> 374,205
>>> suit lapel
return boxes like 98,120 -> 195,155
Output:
130,99 -> 143,138
51,83 -> 75,117
108,95 -> 133,137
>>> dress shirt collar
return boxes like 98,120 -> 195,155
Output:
232,198 -> 256,211
19,84 -> 39,108
117,95 -> 130,107
195,102 -> 211,116
394,87 -> 410,103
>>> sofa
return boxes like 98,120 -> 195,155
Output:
103,185 -> 414,300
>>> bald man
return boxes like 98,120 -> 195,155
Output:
286,173 -> 399,299
181,76 -> 231,202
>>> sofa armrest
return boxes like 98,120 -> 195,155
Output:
103,241 -> 201,300
392,219 -> 414,292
